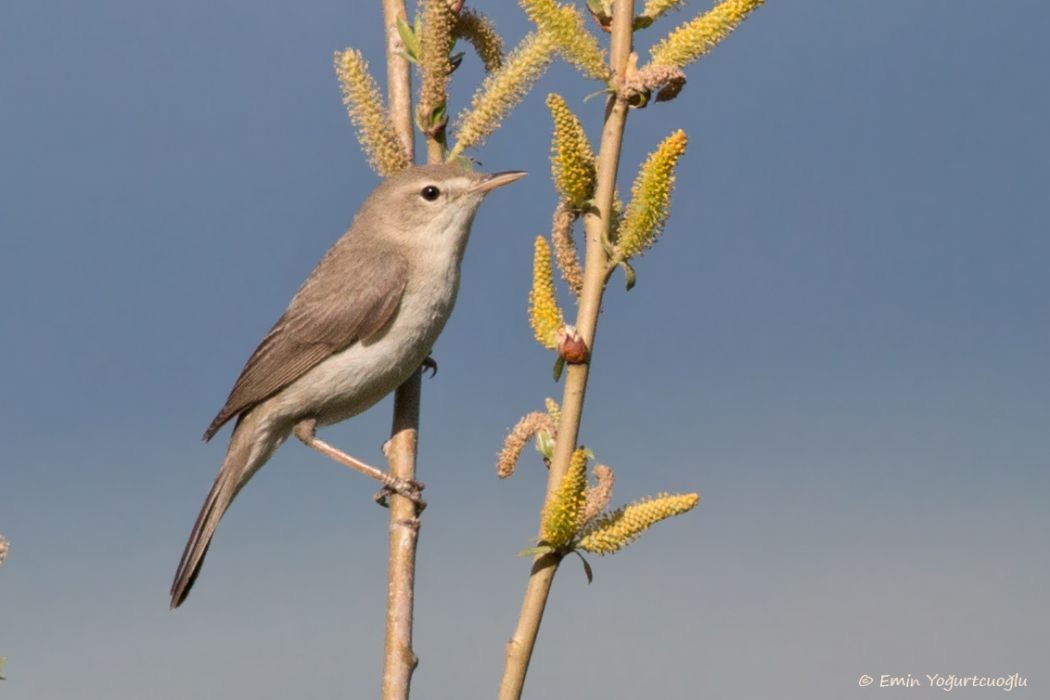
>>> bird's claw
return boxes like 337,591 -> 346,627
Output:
422,356 -> 438,378
374,477 -> 427,511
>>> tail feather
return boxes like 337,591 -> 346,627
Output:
170,411 -> 273,609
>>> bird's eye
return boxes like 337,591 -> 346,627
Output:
420,185 -> 441,201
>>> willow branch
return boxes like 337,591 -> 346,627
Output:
382,369 -> 422,700
496,2 -> 636,699
380,2 -> 422,699
383,0 -> 414,158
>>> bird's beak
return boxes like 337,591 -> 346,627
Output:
471,170 -> 527,194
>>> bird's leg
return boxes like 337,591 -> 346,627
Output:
294,418 -> 425,508
422,355 -> 438,378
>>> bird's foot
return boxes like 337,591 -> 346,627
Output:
374,477 -> 427,511
422,355 -> 438,378
295,418 -> 426,510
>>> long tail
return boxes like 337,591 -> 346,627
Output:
170,410 -> 276,609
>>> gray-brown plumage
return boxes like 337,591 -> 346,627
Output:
202,246 -> 409,441
171,163 -> 525,608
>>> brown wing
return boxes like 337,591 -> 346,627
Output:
203,244 -> 409,441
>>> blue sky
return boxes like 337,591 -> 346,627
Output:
1,1 -> 1047,698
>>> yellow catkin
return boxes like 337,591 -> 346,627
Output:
577,492 -> 699,555
540,448 -> 589,547
615,130 -> 688,259
333,50 -> 410,175
521,0 -> 609,81
546,94 -> 596,208
550,202 -> 583,298
497,412 -> 557,478
529,235 -> 565,348
455,9 -> 504,72
650,0 -> 765,69
450,32 -> 555,157
580,464 -> 615,526
641,0 -> 686,22
0,534 -> 8,567
545,397 -> 561,424
418,0 -> 457,127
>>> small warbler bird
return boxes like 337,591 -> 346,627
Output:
170,163 -> 525,608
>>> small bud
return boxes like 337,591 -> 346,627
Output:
534,428 -> 556,460
585,0 -> 613,32
622,65 -> 687,106
556,325 -> 590,364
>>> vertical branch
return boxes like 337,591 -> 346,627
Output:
382,0 -> 414,158
382,370 -> 422,700
497,2 -> 636,699
380,2 -> 420,700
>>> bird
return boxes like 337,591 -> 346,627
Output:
170,162 -> 526,608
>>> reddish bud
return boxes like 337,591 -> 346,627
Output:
556,325 -> 590,364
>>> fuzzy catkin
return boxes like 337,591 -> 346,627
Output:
546,94 -> 596,209
451,32 -> 555,155
550,203 -> 583,298
650,0 -> 766,69
455,9 -> 504,72
528,235 -> 565,348
615,130 -> 688,259
497,412 -> 557,478
578,493 -> 699,555
540,448 -> 589,547
334,50 -> 410,175
580,464 -> 615,526
520,0 -> 609,81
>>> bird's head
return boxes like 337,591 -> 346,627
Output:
361,163 -> 526,257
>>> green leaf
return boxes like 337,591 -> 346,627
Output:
583,87 -> 614,103
430,103 -> 448,127
552,355 -> 565,381
518,545 -> 555,557
396,16 -> 420,61
534,429 -> 556,460
573,550 -> 594,583
620,260 -> 636,290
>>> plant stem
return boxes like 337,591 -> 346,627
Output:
380,2 -> 422,699
382,0 -> 414,161
496,2 -> 635,698
382,371 -> 422,700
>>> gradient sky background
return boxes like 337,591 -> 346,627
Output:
2,1 -> 1048,698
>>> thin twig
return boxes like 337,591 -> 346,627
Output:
383,0 -> 414,160
496,2 -> 636,698
380,2 -> 422,699
382,370 -> 423,700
